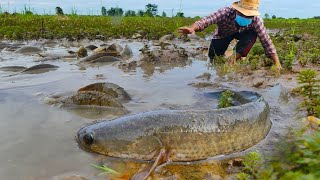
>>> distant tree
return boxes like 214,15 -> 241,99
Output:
101,6 -> 107,16
176,12 -> 184,17
272,15 -> 277,19
125,10 -> 136,17
162,11 -> 167,17
25,10 -> 33,15
264,13 -> 270,19
55,7 -> 64,15
137,9 -> 144,17
145,3 -> 158,17
107,7 -> 123,16
314,16 -> 320,19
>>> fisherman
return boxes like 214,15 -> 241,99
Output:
178,0 -> 282,71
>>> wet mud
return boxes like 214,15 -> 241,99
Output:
0,37 -> 306,179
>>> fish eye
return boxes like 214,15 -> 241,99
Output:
83,132 -> 94,145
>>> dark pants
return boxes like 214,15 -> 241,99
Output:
208,29 -> 257,61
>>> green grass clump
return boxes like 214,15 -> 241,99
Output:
218,90 -> 234,108
0,14 -> 319,41
237,127 -> 320,180
297,69 -> 320,117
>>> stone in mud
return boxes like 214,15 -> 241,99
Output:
85,45 -> 98,51
120,45 -> 133,57
189,82 -> 221,89
90,56 -> 123,63
107,43 -> 123,54
77,46 -> 87,58
14,46 -> 43,54
252,78 -> 265,88
140,48 -> 188,64
62,91 -> 124,108
159,34 -> 175,43
22,64 -> 59,73
196,72 -> 211,81
118,61 -> 137,71
0,66 -> 27,72
80,52 -> 119,62
78,82 -> 131,102
132,33 -> 142,39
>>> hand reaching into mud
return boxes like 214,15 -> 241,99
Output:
178,24 -> 199,38
178,27 -> 196,36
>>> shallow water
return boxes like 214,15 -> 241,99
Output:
0,39 -> 303,179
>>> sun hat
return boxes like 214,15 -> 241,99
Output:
232,0 -> 260,16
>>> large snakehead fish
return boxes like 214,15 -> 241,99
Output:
76,91 -> 271,162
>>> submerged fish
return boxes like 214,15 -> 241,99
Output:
77,91 -> 271,162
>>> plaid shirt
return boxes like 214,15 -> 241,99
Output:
195,7 -> 276,57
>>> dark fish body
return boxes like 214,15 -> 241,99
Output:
77,91 -> 271,162
80,52 -> 119,62
0,66 -> 27,72
22,64 -> 58,73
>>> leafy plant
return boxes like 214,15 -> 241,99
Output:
218,90 -> 234,108
297,69 -> 320,117
236,172 -> 250,180
243,152 -> 263,176
283,40 -> 295,70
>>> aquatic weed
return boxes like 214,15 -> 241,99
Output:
218,90 -> 234,108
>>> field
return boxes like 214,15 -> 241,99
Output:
0,14 -> 320,40
0,13 -> 319,179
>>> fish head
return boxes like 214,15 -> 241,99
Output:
76,121 -> 162,160
76,125 -> 101,153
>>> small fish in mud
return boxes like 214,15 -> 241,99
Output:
89,56 -> 123,63
21,64 -> 59,74
4,64 -> 59,76
14,46 -> 43,54
0,66 -> 27,72
76,91 -> 271,179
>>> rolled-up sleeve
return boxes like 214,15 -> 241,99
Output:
195,7 -> 228,31
254,17 -> 277,57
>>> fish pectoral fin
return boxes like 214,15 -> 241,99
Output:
145,149 -> 169,179
132,148 -> 168,180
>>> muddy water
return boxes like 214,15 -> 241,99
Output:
0,39 -> 303,179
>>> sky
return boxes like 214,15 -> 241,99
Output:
0,0 -> 319,18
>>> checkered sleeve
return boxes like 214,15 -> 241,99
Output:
195,7 -> 229,31
254,17 -> 277,57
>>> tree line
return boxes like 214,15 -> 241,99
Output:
55,4 -> 184,17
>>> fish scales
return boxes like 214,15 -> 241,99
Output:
77,91 -> 271,161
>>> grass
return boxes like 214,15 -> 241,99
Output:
90,164 -> 120,175
0,14 -> 319,41
0,14 -> 319,69
237,119 -> 320,180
